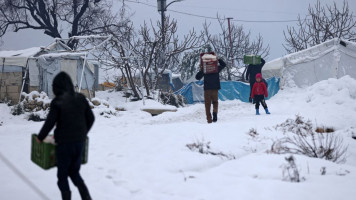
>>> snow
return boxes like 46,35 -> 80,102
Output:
1,76 -> 356,200
0,47 -> 41,57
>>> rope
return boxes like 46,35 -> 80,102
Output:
0,152 -> 51,200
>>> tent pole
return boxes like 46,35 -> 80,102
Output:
0,58 -> 5,97
83,72 -> 92,99
19,59 -> 30,103
78,53 -> 88,93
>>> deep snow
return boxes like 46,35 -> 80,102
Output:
0,76 -> 356,200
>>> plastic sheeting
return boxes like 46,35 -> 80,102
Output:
175,77 -> 280,104
0,47 -> 41,67
37,57 -> 61,98
61,59 -> 78,86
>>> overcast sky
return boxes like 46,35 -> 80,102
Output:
1,0 -> 355,61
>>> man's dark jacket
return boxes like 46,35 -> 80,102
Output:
245,58 -> 266,83
38,72 -> 95,144
195,59 -> 226,90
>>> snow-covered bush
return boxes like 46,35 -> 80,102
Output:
159,91 -> 186,107
270,115 -> 347,163
281,155 -> 301,182
247,128 -> 259,138
11,103 -> 24,115
186,139 -> 235,160
28,113 -> 45,122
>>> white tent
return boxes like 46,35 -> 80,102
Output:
0,41 -> 98,103
262,38 -> 356,88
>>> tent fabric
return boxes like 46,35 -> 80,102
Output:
262,38 -> 356,88
28,59 -> 40,86
37,57 -> 61,98
175,77 -> 280,104
0,65 -> 23,73
61,59 -> 78,86
0,47 -> 41,67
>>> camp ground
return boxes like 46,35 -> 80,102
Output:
176,38 -> 356,104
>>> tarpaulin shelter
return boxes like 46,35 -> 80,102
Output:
0,41 -> 99,104
175,77 -> 280,104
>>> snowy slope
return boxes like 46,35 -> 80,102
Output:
0,76 -> 356,200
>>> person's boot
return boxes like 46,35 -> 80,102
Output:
256,109 -> 260,115
265,108 -> 271,114
212,112 -> 217,122
78,184 -> 92,200
61,191 -> 71,200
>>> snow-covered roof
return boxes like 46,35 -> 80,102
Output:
0,41 -> 80,68
263,38 -> 356,77
0,47 -> 42,67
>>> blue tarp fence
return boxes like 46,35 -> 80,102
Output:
175,77 -> 280,104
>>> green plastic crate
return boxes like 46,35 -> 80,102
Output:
31,134 -> 56,169
244,55 -> 261,65
31,134 -> 89,170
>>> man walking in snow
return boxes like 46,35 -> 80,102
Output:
246,58 -> 266,102
37,72 -> 94,200
195,56 -> 226,123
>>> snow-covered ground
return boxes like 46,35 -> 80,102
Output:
0,76 -> 356,200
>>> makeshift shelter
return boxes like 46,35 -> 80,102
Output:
0,41 -> 99,104
175,77 -> 280,104
262,38 -> 356,88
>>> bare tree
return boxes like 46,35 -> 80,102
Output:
153,16 -> 200,90
202,16 -> 269,81
0,0 -> 128,48
128,16 -> 199,96
283,0 -> 356,53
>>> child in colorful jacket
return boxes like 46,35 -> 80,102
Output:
251,73 -> 271,115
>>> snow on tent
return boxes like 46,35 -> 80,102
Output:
0,41 -> 99,104
175,77 -> 280,104
262,38 -> 356,88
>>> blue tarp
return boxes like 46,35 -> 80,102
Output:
175,77 -> 280,104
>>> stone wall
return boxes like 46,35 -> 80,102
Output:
0,72 -> 23,104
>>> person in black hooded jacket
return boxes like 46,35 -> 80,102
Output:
195,58 -> 226,123
246,58 -> 265,102
37,72 -> 94,200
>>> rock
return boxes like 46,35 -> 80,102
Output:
28,104 -> 36,111
103,102 -> 109,108
43,103 -> 50,110
115,107 -> 126,111
32,93 -> 39,99
36,101 -> 43,107
92,99 -> 101,106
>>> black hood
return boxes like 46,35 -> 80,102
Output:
52,72 -> 75,96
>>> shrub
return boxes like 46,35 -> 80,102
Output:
28,113 -> 45,122
270,115 -> 347,163
186,139 -> 235,160
11,104 -> 24,116
159,91 -> 186,107
247,128 -> 259,138
282,155 -> 301,182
